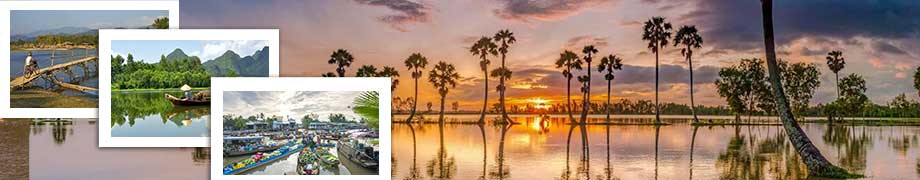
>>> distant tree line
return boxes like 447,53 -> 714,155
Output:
111,54 -> 210,89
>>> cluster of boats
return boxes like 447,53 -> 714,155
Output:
222,140 -> 304,175
297,147 -> 339,175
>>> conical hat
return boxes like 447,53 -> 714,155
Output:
180,84 -> 192,91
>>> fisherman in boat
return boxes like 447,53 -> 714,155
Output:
24,51 -> 38,77
180,84 -> 193,100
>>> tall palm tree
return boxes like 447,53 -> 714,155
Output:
759,0 -> 857,178
493,29 -> 516,124
826,51 -> 845,98
428,61 -> 460,123
598,54 -> 623,124
578,45 -> 598,124
470,36 -> 498,123
328,49 -> 354,77
641,16 -> 673,124
378,66 -> 400,92
555,50 -> 583,124
404,53 -> 428,123
356,65 -> 378,77
674,25 -> 704,123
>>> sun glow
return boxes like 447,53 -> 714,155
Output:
529,98 -> 551,110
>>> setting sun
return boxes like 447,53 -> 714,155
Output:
528,98 -> 551,110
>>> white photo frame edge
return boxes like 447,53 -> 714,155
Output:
0,0 -> 180,118
98,29 -> 281,147
210,77 -> 393,180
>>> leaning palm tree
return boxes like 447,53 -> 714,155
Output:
674,25 -> 704,123
759,0 -> 858,178
328,49 -> 354,77
578,45 -> 598,124
404,53 -> 429,123
598,54 -> 623,124
378,66 -> 400,92
641,16 -> 673,124
470,36 -> 498,123
352,91 -> 379,130
555,50 -> 583,124
356,65 -> 378,77
428,61 -> 461,123
493,29 -> 516,124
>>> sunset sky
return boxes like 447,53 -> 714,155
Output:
181,0 -> 920,110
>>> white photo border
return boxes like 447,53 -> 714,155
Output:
0,0 -> 179,118
210,77 -> 392,180
98,29 -> 280,147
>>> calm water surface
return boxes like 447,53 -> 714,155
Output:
111,91 -> 209,137
30,120 -> 209,180
0,119 -> 29,180
392,115 -> 920,180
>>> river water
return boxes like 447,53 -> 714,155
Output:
111,91 -> 209,137
392,115 -> 920,180
29,119 -> 209,180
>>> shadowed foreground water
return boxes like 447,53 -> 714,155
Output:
392,115 -> 920,180
0,119 -> 29,180
30,120 -> 209,180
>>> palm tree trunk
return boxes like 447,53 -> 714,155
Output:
606,79 -> 612,123
439,95 -> 446,124
688,48 -> 699,123
833,73 -> 840,124
500,54 -> 511,123
760,0 -> 855,177
497,124 -> 509,178
654,126 -> 660,179
480,69 -> 489,124
406,77 -> 419,123
655,49 -> 661,124
568,76 -> 576,124
582,62 -> 592,124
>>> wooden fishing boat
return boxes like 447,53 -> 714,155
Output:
224,144 -> 284,157
165,94 -> 209,106
336,140 -> 378,169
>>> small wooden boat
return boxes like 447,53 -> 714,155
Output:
165,94 -> 210,106
337,140 -> 378,169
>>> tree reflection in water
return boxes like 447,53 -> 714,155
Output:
822,125 -> 872,173
404,124 -> 422,180
50,120 -> 72,145
427,120 -> 457,179
191,147 -> 209,166
490,123 -> 511,179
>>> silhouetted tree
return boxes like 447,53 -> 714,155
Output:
556,50 -> 583,124
674,25 -> 703,123
329,49 -> 354,77
470,36 -> 498,123
404,53 -> 428,123
598,54 -> 623,124
428,61 -> 460,122
492,29 -> 516,124
641,16 -> 673,124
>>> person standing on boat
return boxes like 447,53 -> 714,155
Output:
180,84 -> 193,100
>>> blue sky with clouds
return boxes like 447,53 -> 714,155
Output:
11,10 -> 167,35
223,91 -> 369,122
111,40 -> 268,63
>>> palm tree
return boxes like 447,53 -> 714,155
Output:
352,91 -> 379,129
759,0 -> 858,178
493,29 -> 516,124
328,49 -> 354,77
555,50 -> 583,124
578,45 -> 598,124
356,65 -> 378,77
826,51 -> 845,97
428,61 -> 460,123
598,54 -> 623,124
378,66 -> 400,92
470,36 -> 498,123
674,25 -> 704,123
152,17 -> 169,29
641,16 -> 673,124
404,53 -> 428,123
